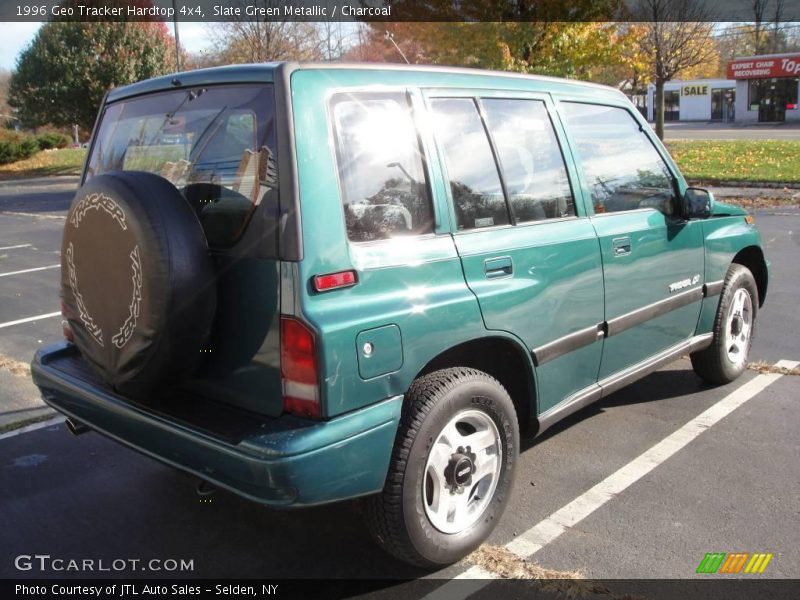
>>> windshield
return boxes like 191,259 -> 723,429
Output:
86,84 -> 277,247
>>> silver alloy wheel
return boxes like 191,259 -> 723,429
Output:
724,288 -> 753,366
422,409 -> 502,534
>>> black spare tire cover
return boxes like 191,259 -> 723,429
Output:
61,171 -> 216,398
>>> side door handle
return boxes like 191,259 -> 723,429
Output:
484,256 -> 513,279
612,236 -> 632,257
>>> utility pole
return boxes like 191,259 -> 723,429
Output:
172,0 -> 182,72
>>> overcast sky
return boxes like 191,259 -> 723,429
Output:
0,22 -> 214,71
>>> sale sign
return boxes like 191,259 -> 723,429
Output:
727,53 -> 800,79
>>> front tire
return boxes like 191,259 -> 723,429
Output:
364,368 -> 519,568
691,264 -> 758,384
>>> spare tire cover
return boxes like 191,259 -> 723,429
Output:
61,171 -> 216,398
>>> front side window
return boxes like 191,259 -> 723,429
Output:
561,103 -> 676,215
430,98 -> 509,231
482,98 -> 574,223
330,92 -> 433,242
87,85 -> 277,247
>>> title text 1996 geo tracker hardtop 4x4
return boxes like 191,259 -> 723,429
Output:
31,62 -> 768,567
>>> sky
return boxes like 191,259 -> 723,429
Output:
0,22 -> 213,71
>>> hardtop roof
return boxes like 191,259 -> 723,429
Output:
106,61 -> 625,104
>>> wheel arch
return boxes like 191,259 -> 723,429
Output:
732,245 -> 768,307
415,335 -> 538,432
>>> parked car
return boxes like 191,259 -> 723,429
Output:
32,63 -> 768,568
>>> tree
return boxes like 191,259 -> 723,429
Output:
0,69 -> 13,128
205,0 -> 322,65
8,22 -> 173,131
347,20 -> 637,84
634,0 -> 717,139
317,22 -> 355,61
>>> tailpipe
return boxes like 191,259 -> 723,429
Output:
65,417 -> 90,436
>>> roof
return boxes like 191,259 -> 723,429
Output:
106,61 -> 625,104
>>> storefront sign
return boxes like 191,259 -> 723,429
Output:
682,85 -> 709,96
727,53 -> 800,79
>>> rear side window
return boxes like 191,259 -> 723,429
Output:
330,92 -> 434,242
561,102 -> 676,215
87,85 -> 277,247
481,99 -> 574,222
430,98 -> 509,230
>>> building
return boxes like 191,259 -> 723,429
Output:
639,52 -> 800,124
645,79 -> 736,122
727,52 -> 800,123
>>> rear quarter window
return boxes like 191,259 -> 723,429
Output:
330,92 -> 434,242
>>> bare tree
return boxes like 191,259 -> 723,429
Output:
206,1 -> 322,65
752,0 -> 769,54
316,22 -> 355,61
771,0 -> 786,53
748,0 -> 789,54
634,0 -> 716,139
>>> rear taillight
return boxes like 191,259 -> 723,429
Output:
280,317 -> 321,418
60,300 -> 74,343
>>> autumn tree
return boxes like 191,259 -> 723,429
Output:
633,0 -> 717,139
349,21 -> 638,85
343,24 -> 429,63
8,22 -> 173,131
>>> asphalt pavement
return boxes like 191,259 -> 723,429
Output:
663,121 -> 800,140
0,177 -> 798,588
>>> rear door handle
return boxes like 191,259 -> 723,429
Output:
484,256 -> 513,279
612,237 -> 631,257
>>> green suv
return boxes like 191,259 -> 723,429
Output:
32,63 -> 768,568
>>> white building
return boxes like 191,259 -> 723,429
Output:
645,79 -> 736,122
641,52 -> 800,123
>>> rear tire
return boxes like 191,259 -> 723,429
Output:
363,367 -> 519,568
691,264 -> 758,384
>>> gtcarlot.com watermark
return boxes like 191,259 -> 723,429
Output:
14,554 -> 194,573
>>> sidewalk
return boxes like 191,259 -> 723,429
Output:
708,185 -> 800,200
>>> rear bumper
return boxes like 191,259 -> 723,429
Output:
31,342 -> 402,507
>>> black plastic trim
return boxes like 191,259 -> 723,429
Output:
536,333 -> 713,434
703,280 -> 725,297
606,286 -> 704,337
532,286 -> 707,367
532,323 -> 604,366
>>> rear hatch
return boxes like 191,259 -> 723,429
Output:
78,81 -> 283,417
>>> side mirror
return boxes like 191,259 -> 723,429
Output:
682,187 -> 713,219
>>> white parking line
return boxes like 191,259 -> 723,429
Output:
0,415 -> 64,441
422,566 -> 497,600
0,264 -> 59,278
0,244 -> 32,251
425,359 -> 798,593
0,312 -> 61,329
0,211 -> 65,220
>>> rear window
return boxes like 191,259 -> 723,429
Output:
86,84 -> 277,247
330,92 -> 434,242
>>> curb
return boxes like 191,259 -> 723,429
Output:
694,180 -> 800,190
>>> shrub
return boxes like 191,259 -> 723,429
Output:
0,132 -> 40,165
36,132 -> 71,150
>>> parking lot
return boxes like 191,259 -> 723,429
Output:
0,178 -> 798,591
